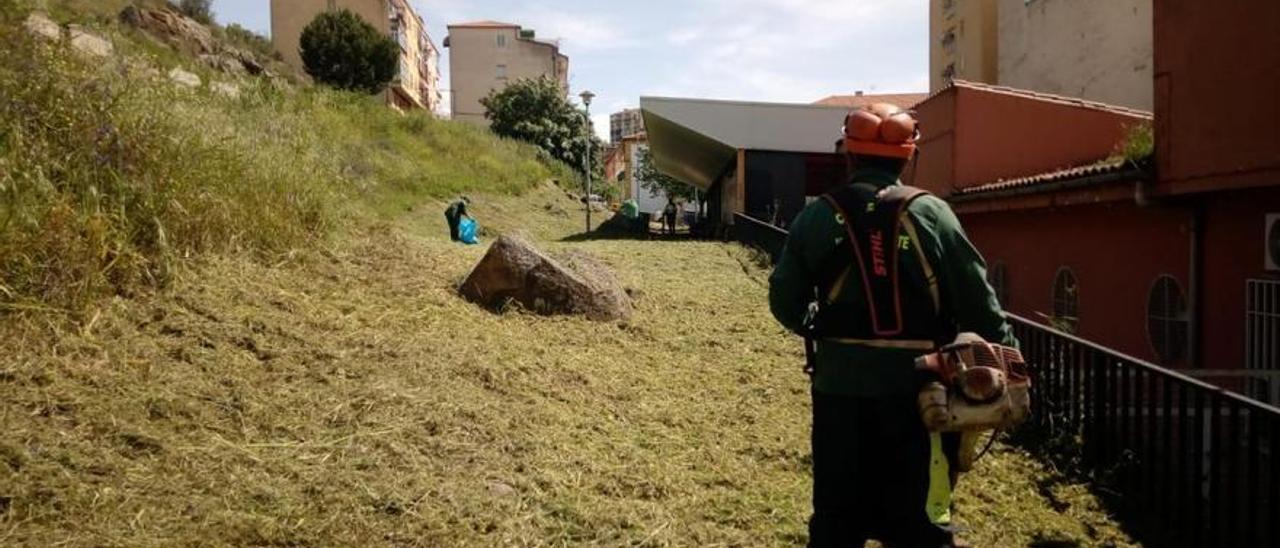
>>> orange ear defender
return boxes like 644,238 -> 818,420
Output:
841,102 -> 919,159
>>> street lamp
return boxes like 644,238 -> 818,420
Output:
579,90 -> 596,233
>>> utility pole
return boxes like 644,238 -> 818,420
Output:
579,90 -> 595,233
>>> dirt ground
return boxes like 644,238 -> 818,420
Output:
0,183 -> 1134,546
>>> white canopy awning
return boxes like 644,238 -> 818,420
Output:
640,96 -> 850,190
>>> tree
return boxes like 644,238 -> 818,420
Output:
174,0 -> 214,24
299,10 -> 399,94
480,76 -> 602,183
635,146 -> 697,203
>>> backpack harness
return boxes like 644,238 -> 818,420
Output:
806,183 -> 952,356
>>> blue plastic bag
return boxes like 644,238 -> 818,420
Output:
458,217 -> 479,245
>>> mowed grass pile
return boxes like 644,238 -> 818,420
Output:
0,183 -> 1135,546
0,4 -> 570,314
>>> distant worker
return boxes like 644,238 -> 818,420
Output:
768,103 -> 1017,547
662,199 -> 678,236
444,197 -> 471,242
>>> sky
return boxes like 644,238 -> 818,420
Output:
210,0 -> 929,139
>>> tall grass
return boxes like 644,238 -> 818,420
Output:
0,4 -> 576,314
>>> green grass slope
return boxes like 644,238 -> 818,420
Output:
0,3 -> 573,314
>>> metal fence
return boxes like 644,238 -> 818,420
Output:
1011,314 -> 1280,547
732,212 -> 788,264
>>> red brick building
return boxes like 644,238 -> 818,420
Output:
906,0 -> 1280,399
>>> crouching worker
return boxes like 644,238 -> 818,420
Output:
444,197 -> 471,242
768,103 -> 1018,547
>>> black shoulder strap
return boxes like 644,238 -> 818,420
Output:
821,185 -> 930,337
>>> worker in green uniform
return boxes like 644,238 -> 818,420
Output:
769,103 -> 1017,547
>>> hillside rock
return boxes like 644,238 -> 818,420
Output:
24,12 -> 61,41
120,6 -> 269,78
168,67 -> 201,88
120,6 -> 215,56
210,81 -> 241,99
459,235 -> 632,322
68,25 -> 113,57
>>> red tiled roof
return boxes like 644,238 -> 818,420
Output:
449,20 -> 519,28
955,157 -> 1139,197
813,93 -> 929,110
933,80 -> 1153,118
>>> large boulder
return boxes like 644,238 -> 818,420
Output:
459,235 -> 632,322
120,6 -> 272,78
120,5 -> 215,56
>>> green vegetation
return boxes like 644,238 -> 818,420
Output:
1117,121 -> 1155,163
173,0 -> 210,24
300,9 -> 398,95
0,8 -> 572,314
636,146 -> 697,203
481,76 -> 603,185
221,22 -> 277,60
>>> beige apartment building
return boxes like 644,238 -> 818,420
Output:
610,108 -> 644,144
445,21 -> 570,126
929,0 -> 998,92
270,0 -> 443,112
998,0 -> 1153,110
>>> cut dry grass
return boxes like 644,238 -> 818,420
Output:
0,185 -> 1135,546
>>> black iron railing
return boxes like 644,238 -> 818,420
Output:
733,214 -> 1280,545
1010,314 -> 1280,547
732,212 -> 788,264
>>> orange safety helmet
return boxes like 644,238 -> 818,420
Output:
840,102 -> 919,159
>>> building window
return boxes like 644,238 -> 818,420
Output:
987,261 -> 1009,306
497,34 -> 507,48
1052,267 -> 1079,332
1147,275 -> 1188,365
496,64 -> 507,79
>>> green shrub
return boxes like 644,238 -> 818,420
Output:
480,76 -> 603,186
222,23 -> 277,60
173,0 -> 212,24
299,9 -> 397,94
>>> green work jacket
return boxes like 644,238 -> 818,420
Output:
768,167 -> 1018,397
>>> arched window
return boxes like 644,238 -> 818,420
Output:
987,261 -> 1009,306
1147,275 -> 1189,365
1052,268 -> 1079,332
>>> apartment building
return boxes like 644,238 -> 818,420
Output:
998,0 -> 1153,110
929,0 -> 998,92
445,21 -> 570,126
610,108 -> 644,145
270,0 -> 443,112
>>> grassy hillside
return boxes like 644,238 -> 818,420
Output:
1,185 -> 1134,546
0,3 -> 574,314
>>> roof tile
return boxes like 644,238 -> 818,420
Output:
956,157 -> 1137,196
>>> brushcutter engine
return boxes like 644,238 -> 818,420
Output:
915,333 -> 1031,433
